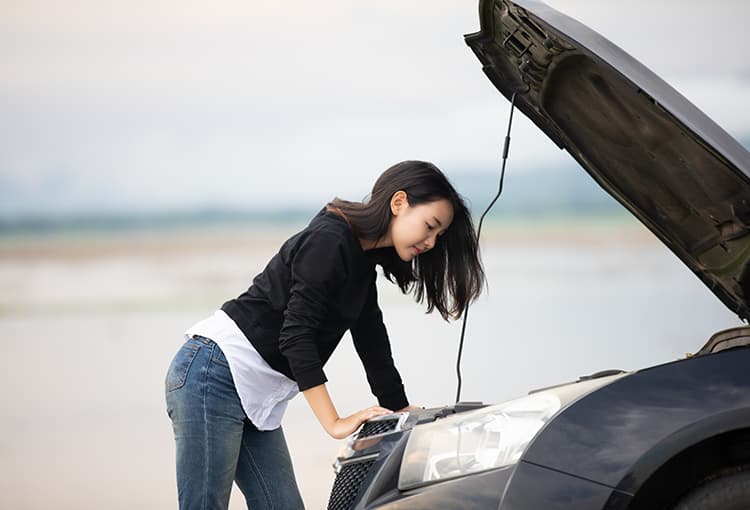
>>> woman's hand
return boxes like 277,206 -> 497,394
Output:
327,406 -> 393,439
303,384 -> 393,440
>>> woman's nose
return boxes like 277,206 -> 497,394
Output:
424,234 -> 438,250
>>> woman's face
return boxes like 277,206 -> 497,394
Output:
385,192 -> 454,262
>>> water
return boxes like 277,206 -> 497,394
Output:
0,220 -> 742,509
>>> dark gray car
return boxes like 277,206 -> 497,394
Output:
326,1 -> 750,509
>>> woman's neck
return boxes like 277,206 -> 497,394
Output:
325,205 -> 391,252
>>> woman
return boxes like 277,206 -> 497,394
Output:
165,160 -> 484,509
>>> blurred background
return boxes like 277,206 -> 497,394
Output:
1,0 -> 748,508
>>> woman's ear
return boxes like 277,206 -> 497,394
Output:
390,190 -> 408,216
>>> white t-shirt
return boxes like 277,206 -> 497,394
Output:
185,309 -> 299,431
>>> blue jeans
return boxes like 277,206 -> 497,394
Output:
165,335 -> 305,510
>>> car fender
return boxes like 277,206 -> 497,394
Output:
519,347 -> 750,492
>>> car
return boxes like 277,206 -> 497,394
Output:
324,0 -> 750,509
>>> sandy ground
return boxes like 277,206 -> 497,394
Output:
0,225 -> 342,509
0,219 -> 742,508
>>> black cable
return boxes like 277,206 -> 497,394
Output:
455,92 -> 519,404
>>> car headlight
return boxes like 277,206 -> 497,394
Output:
398,393 -> 559,489
398,374 -> 626,490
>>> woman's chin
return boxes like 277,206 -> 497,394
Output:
396,249 -> 414,262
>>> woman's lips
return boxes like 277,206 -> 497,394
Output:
413,246 -> 422,255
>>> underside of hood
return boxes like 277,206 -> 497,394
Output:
465,0 -> 750,320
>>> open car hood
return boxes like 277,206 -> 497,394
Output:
465,0 -> 750,320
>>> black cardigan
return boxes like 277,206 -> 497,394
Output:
222,209 -> 409,411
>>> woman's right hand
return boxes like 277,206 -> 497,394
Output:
327,406 -> 393,439
302,384 -> 394,440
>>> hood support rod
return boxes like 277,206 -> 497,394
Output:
456,91 -> 519,403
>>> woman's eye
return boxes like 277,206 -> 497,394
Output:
426,223 -> 434,230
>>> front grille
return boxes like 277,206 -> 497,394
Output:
358,417 -> 399,438
327,458 -> 376,510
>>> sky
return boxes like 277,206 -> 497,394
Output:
1,0 -> 748,216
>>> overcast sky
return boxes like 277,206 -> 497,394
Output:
1,0 -> 748,216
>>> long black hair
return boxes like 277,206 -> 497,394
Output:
328,160 -> 484,320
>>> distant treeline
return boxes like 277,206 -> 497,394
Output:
0,207 -> 316,236
10,139 -> 750,236
0,166 -> 631,235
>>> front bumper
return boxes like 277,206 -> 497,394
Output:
328,404 -> 494,510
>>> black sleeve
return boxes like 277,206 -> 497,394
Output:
350,271 -> 409,411
279,231 -> 348,391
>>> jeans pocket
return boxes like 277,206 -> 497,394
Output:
212,344 -> 230,368
166,341 -> 200,392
